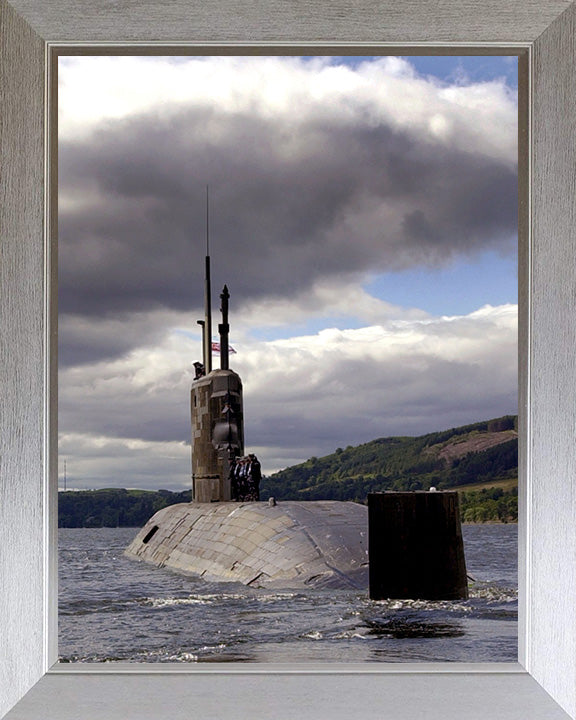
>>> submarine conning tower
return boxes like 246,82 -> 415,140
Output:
191,367 -> 244,502
191,264 -> 244,502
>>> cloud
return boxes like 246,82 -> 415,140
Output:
59,304 -> 517,486
236,304 -> 517,464
58,433 -> 190,490
59,56 -> 517,329
58,308 -> 199,366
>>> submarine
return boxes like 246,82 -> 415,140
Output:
125,239 -> 468,600
125,244 -> 369,590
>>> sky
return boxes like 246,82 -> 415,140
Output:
58,54 -> 518,491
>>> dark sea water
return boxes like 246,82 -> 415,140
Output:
58,524 -> 517,663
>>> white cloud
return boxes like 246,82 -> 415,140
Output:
231,276 -> 430,338
59,433 -> 190,490
59,56 -> 516,165
59,302 -> 517,484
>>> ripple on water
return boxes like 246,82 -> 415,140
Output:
58,526 -> 518,663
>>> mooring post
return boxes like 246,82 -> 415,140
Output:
368,491 -> 468,601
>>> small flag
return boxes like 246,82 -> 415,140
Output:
211,341 -> 237,354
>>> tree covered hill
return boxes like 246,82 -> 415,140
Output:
261,415 -> 518,504
58,488 -> 191,528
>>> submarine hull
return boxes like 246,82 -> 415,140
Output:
124,500 -> 368,589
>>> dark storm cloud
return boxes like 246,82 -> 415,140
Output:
58,310 -> 188,366
59,105 -> 517,329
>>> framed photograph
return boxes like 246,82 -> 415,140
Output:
1,2 -> 575,719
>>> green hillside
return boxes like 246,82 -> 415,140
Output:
261,415 -> 518,521
58,488 -> 191,528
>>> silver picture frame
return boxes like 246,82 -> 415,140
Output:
1,1 -> 575,718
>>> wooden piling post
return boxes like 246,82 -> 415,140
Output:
368,491 -> 468,601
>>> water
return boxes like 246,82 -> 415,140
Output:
58,524 -> 517,663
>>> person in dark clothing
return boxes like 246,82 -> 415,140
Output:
235,457 -> 249,501
247,454 -> 261,501
229,454 -> 262,502
229,457 -> 239,501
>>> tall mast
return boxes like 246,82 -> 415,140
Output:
203,185 -> 213,373
219,285 -> 230,370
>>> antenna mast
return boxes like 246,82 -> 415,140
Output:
203,185 -> 213,373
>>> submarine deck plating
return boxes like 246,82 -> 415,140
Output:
125,500 -> 369,589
